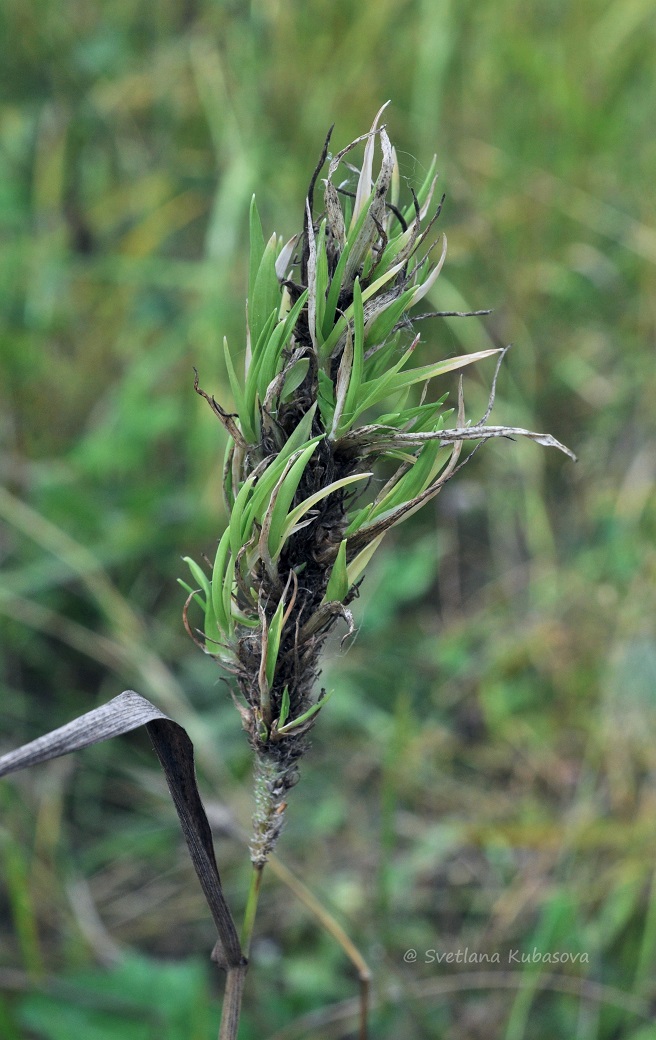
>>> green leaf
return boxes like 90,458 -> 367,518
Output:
375,222 -> 417,276
364,286 -> 416,350
344,338 -> 420,424
223,337 -> 254,442
380,347 -> 500,396
257,288 -> 309,401
280,403 -> 318,456
230,608 -> 259,629
345,500 -> 375,536
210,528 -> 232,633
256,322 -> 290,402
329,328 -> 354,438
222,554 -> 236,631
275,472 -> 372,558
356,348 -> 500,419
245,432 -> 323,532
250,232 -> 281,351
321,199 -> 373,342
336,278 -> 365,435
265,597 -> 286,688
362,333 -> 404,383
317,368 -> 336,425
343,499 -> 374,536
281,358 -> 310,401
229,472 -> 258,556
177,579 -> 205,612
320,256 -> 406,361
346,533 -> 386,585
323,539 -> 349,602
265,440 -> 321,558
370,441 -> 449,518
179,569 -> 224,652
204,586 -> 222,650
244,308 -> 278,430
408,236 -> 448,305
278,686 -> 291,727
377,394 -> 450,432
182,556 -> 211,599
277,691 -> 333,734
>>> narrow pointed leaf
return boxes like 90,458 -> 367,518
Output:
177,579 -> 205,611
281,358 -> 310,401
223,337 -> 253,442
329,329 -> 354,438
265,597 -> 286,689
278,686 -> 291,728
183,556 -> 211,600
211,528 -> 233,630
257,289 -> 309,401
335,278 -> 365,434
265,440 -> 321,557
410,235 -> 448,305
323,539 -> 349,603
276,472 -> 372,556
359,348 -> 501,414
346,533 -> 386,584
277,690 -> 333,735
246,433 -> 323,531
250,233 -> 281,351
204,585 -> 223,650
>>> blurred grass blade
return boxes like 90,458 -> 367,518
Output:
248,195 -> 266,310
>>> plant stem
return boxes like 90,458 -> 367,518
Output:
241,863 -> 265,957
218,962 -> 248,1040
269,855 -> 371,1040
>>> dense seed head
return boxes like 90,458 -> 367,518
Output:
182,108 -> 574,863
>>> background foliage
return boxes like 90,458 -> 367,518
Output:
1,1 -> 655,1037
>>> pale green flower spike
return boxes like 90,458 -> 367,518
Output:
182,110 -> 575,867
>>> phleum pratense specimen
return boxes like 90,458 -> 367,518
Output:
183,103 -> 573,871
0,106 -> 574,1040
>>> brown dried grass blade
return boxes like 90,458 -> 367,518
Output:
0,690 -> 243,971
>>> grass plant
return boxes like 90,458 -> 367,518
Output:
1,2 -> 655,1038
1,111 -> 572,1037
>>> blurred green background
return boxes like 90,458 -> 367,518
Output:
1,1 -> 655,1038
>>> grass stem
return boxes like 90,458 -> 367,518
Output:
241,863 -> 265,957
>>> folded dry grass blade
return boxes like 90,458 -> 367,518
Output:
0,692 -> 245,1020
